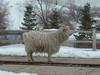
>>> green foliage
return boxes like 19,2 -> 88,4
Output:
0,0 -> 8,30
74,3 -> 94,40
21,4 -> 37,30
44,8 -> 61,29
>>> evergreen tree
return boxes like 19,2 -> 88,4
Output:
45,8 -> 61,29
21,4 -> 37,30
0,0 -> 8,30
74,3 -> 94,40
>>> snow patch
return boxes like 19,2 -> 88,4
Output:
0,70 -> 38,75
0,44 -> 100,58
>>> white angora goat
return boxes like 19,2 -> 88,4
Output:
23,26 -> 70,62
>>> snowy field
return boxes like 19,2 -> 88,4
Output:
0,70 -> 37,75
0,44 -> 100,58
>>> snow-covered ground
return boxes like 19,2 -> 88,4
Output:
0,70 -> 37,75
0,44 -> 100,58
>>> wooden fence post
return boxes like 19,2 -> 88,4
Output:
92,27 -> 96,51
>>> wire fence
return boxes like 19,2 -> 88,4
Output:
0,29 -> 99,50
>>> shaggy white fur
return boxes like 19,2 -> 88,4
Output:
23,26 -> 70,62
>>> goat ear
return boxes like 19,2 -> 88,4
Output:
59,23 -> 66,28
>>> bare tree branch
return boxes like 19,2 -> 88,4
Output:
36,0 -> 46,25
